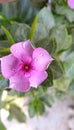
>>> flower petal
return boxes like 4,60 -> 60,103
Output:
10,40 -> 34,60
1,54 -> 20,78
32,48 -> 53,71
10,72 -> 30,92
29,70 -> 48,88
68,0 -> 74,9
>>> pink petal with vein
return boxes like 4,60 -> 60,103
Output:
29,70 -> 48,88
10,72 -> 30,92
10,40 -> 34,60
1,54 -> 20,78
32,48 -> 53,71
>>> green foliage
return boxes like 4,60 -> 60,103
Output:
50,25 -> 72,53
0,122 -> 6,130
1,26 -> 15,44
0,0 -> 74,121
56,5 -> 74,22
0,78 -> 9,90
7,22 -> 30,42
8,104 -> 26,122
50,60 -> 64,79
0,13 -> 10,25
42,67 -> 53,87
28,98 -> 45,118
29,7 -> 55,42
64,52 -> 74,78
68,79 -> 74,97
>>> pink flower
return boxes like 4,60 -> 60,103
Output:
68,0 -> 74,9
1,40 -> 53,92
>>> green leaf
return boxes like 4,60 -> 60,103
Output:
30,7 -> 55,42
68,79 -> 74,97
1,26 -> 15,44
17,0 -> 38,24
34,36 -> 57,54
38,7 -> 55,31
37,100 -> 45,115
0,75 -> 3,80
8,22 -> 30,42
40,95 -> 53,107
42,67 -> 53,87
0,79 -> 9,90
28,102 -> 36,118
28,98 -> 45,117
7,114 -> 13,121
0,48 -> 10,57
64,52 -> 74,78
53,77 -> 71,91
9,104 -> 26,122
29,16 -> 38,41
50,25 -> 72,53
0,13 -> 10,25
56,5 -> 74,22
0,40 -> 10,50
31,0 -> 48,8
50,60 -> 64,79
1,1 -> 17,19
0,122 -> 6,130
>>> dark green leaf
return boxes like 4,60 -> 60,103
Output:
17,0 -> 39,24
34,36 -> 57,54
8,22 -> 30,42
50,25 -> 72,53
42,67 -> 53,87
0,79 -> 9,90
50,60 -> 64,79
0,13 -> 10,25
30,7 -> 55,42
1,1 -> 17,19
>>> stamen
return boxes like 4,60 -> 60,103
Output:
24,65 -> 29,70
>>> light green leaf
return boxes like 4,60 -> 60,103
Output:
50,25 -> 72,53
64,52 -> 74,78
53,77 -> 71,91
37,100 -> 45,115
68,79 -> 74,97
1,26 -> 15,44
9,104 -> 26,122
56,5 -> 74,22
0,48 -> 10,57
28,103 -> 36,118
0,13 -> 10,25
0,122 -> 6,130
30,7 -> 55,42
